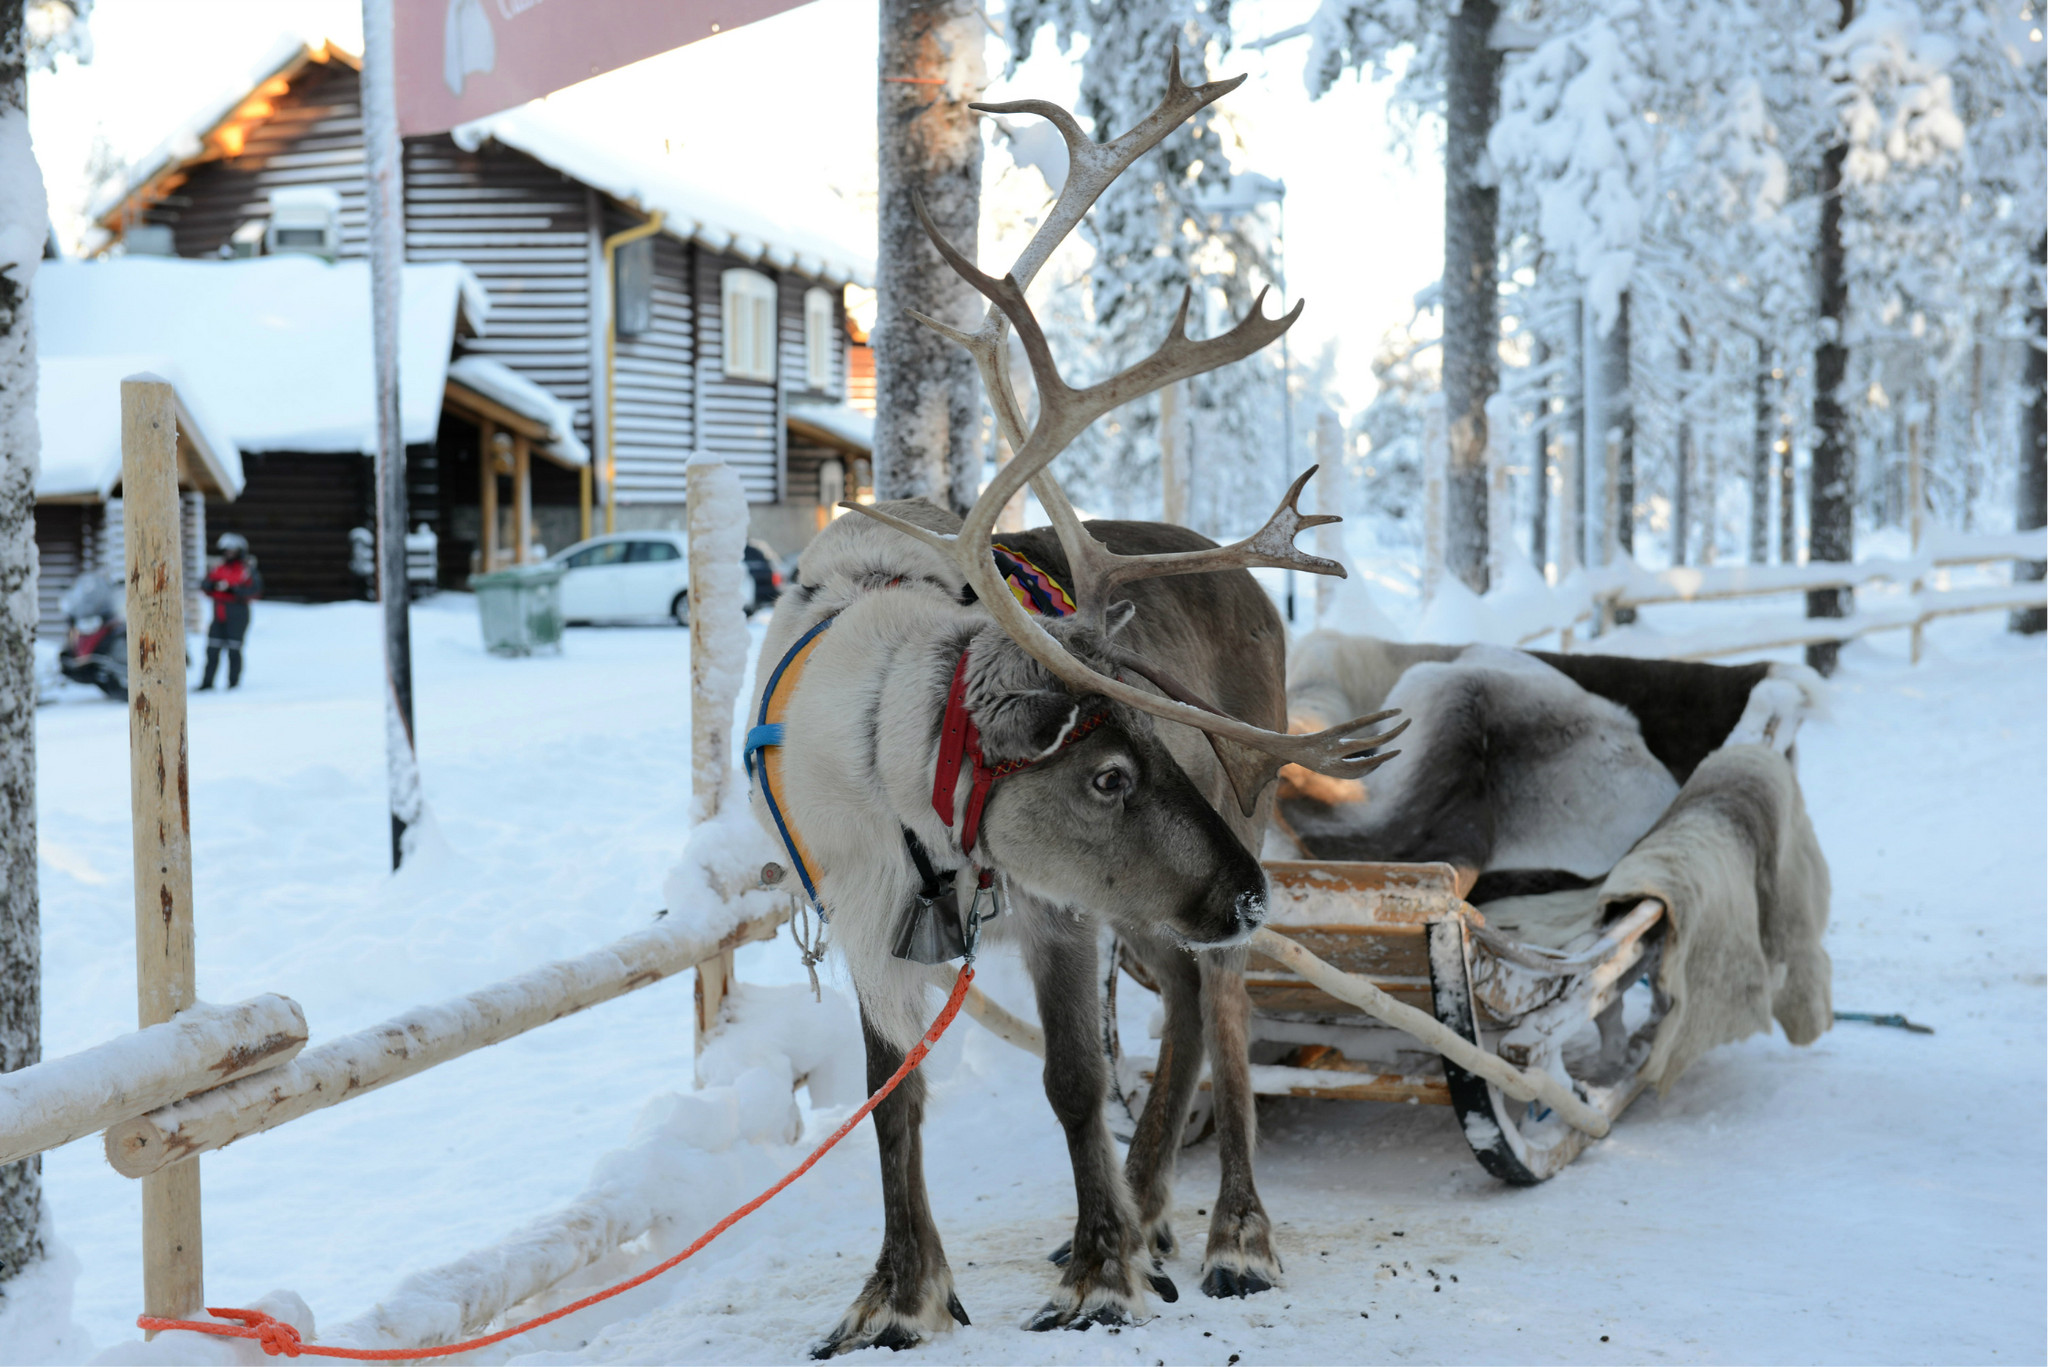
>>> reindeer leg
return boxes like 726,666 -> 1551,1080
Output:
1122,938 -> 1205,1263
1198,948 -> 1281,1298
1025,916 -> 1177,1330
810,1002 -> 968,1358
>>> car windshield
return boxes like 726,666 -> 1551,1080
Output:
562,542 -> 628,569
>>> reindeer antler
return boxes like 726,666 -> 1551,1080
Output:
845,48 -> 1404,814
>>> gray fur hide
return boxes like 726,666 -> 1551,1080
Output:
1281,644 -> 1681,881
1597,744 -> 1833,1090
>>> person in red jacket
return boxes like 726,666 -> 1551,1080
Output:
198,532 -> 263,690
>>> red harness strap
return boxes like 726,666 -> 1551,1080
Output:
930,649 -> 1107,854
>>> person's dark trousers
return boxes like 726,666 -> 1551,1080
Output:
198,619 -> 247,690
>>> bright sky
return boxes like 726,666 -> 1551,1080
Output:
27,0 -> 1441,413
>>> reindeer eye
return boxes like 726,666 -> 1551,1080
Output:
1091,767 -> 1128,797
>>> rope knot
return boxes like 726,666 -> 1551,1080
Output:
208,1308 -> 304,1357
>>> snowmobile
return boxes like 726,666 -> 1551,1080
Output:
57,572 -> 129,701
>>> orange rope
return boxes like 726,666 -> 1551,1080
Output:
138,965 -> 977,1360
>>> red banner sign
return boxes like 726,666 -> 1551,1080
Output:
396,0 -> 813,136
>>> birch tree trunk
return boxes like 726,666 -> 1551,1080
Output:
0,0 -> 46,1294
1806,0 -> 1857,675
1608,291 -> 1635,559
1530,341 -> 1551,574
875,0 -> 985,515
2013,232 -> 2045,635
1674,321 -> 1693,567
1441,0 -> 1500,593
1752,347 -> 1773,563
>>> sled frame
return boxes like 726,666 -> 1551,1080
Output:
1107,861 -> 1667,1183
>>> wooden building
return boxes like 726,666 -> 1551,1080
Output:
34,252 -> 547,608
93,40 -> 875,580
33,358 -> 241,634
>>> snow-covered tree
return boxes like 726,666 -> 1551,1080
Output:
1000,0 -> 1290,531
1308,0 -> 1498,588
1,0 -> 88,1303
875,0 -> 986,513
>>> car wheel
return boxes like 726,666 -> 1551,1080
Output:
671,591 -> 690,628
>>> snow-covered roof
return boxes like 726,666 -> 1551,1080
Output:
36,356 -> 244,501
446,355 -> 589,467
450,106 -> 873,289
786,399 -> 873,455
35,255 -> 486,455
92,41 -> 874,290
89,39 -> 357,232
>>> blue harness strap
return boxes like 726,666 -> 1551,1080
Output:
745,616 -> 835,910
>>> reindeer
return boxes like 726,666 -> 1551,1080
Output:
745,53 -> 1406,1356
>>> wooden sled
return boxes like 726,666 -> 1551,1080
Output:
1107,861 -> 1668,1184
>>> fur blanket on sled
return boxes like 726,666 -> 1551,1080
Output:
1280,632 -> 1831,1088
1598,744 -> 1832,1090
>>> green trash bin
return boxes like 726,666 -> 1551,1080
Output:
469,562 -> 566,656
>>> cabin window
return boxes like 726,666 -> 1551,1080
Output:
265,187 -> 342,260
615,237 -> 654,339
804,287 -> 836,392
722,268 -> 778,383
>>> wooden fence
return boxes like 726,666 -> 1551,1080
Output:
0,378 -> 791,1334
1512,528 -> 2046,662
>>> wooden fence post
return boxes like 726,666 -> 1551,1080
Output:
684,458 -> 750,1069
123,376 -> 204,1324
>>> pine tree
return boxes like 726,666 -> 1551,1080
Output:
875,0 -> 986,513
1309,0 -> 1498,587
1002,0 -> 1285,528
1442,0 -> 1501,590
2017,231 -> 2046,632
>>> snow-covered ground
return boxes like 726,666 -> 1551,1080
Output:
13,591 -> 2045,1364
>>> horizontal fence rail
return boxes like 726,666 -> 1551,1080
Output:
1506,529 -> 2047,660
0,996 -> 306,1169
105,908 -> 786,1179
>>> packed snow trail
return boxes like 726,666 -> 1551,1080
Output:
14,598 -> 2044,1364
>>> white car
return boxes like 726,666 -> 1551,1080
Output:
549,532 -> 756,626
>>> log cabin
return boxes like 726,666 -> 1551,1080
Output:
82,39 -> 876,601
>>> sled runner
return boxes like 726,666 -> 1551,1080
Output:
1105,861 -> 1669,1185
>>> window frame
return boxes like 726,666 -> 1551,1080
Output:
803,286 -> 836,392
721,268 -> 779,383
615,236 -> 655,340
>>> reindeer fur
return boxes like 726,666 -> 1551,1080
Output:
754,502 -> 1289,1355
1281,631 -> 1822,898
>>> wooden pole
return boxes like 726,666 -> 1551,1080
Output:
513,435 -> 532,566
363,0 -> 421,868
122,375 -> 204,1324
479,423 -> 499,571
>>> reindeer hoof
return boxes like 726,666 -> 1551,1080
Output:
1148,1223 -> 1178,1260
1201,1265 -> 1274,1299
810,1275 -> 967,1357
1148,1270 -> 1180,1303
1047,1238 -> 1072,1266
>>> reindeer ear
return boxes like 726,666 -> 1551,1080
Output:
1204,733 -> 1282,817
1103,600 -> 1137,637
974,688 -> 1077,761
